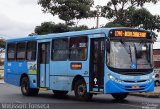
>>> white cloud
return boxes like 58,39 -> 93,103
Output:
153,42 -> 160,49
0,0 -> 159,39
0,12 -> 35,38
0,0 -> 60,38
18,0 -> 37,5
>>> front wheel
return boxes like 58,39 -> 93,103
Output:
21,77 -> 39,96
155,81 -> 160,86
74,79 -> 93,101
111,93 -> 128,101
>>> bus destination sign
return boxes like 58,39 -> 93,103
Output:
114,30 -> 147,38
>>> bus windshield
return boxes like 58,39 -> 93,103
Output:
107,40 -> 153,70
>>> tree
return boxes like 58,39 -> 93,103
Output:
34,22 -> 89,35
0,38 -> 5,49
38,0 -> 94,25
130,8 -> 160,30
102,0 -> 160,29
35,22 -> 69,35
0,38 -> 5,65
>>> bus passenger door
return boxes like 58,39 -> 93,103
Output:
37,42 -> 50,88
90,38 -> 104,92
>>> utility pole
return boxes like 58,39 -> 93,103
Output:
96,5 -> 102,28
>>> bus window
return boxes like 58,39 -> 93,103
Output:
16,42 -> 26,60
52,38 -> 68,61
69,36 -> 88,61
26,41 -> 37,61
7,43 -> 16,61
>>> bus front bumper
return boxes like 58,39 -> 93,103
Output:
105,80 -> 154,94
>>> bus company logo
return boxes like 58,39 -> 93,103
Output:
131,63 -> 136,69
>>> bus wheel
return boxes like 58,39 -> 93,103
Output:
155,81 -> 160,86
21,77 -> 39,96
74,79 -> 93,101
52,90 -> 68,96
111,93 -> 128,101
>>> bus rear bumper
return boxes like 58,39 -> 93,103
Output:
105,80 -> 154,94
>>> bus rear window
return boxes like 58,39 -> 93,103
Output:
7,43 -> 16,61
16,42 -> 26,60
26,41 -> 37,61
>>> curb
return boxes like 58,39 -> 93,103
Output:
0,79 -> 4,84
0,74 -> 4,79
130,92 -> 160,98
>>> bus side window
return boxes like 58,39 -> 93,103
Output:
16,42 -> 26,60
69,36 -> 88,61
52,38 -> 68,61
7,43 -> 16,61
26,41 -> 37,61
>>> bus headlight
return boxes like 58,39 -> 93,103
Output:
108,74 -> 124,84
147,79 -> 153,83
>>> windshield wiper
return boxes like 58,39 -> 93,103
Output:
120,40 -> 133,63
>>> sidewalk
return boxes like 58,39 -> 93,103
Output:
0,79 -> 4,84
130,87 -> 160,98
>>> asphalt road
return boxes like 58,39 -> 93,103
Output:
0,83 -> 160,109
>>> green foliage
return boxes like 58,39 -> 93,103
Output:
70,25 -> 88,31
131,8 -> 160,30
102,0 -> 160,30
0,39 -> 5,48
38,0 -> 94,25
34,22 -> 89,35
105,21 -> 123,27
35,22 -> 69,35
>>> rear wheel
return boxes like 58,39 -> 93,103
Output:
21,77 -> 39,96
74,79 -> 93,101
111,93 -> 128,101
52,90 -> 68,96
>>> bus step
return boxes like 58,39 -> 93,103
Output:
90,91 -> 103,94
92,88 -> 103,92
39,88 -> 48,92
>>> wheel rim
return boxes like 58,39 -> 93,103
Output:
156,82 -> 159,86
22,81 -> 28,93
77,84 -> 86,96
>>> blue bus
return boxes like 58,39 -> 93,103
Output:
4,28 -> 154,101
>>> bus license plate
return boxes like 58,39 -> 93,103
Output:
132,85 -> 140,89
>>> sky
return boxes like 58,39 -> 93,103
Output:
0,0 -> 160,45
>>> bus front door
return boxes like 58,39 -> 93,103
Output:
37,42 -> 50,88
90,38 -> 104,92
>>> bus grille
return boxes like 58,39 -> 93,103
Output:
125,86 -> 145,91
123,80 -> 147,83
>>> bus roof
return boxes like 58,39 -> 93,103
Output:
6,27 -> 149,43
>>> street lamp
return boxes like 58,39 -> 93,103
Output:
96,5 -> 102,28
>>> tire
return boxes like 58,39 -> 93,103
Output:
111,93 -> 128,101
52,90 -> 68,96
155,81 -> 160,86
21,77 -> 39,96
74,79 -> 93,101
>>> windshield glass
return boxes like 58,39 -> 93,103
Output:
107,40 -> 153,69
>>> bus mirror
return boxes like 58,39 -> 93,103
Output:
106,41 -> 110,52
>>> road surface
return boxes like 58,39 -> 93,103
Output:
0,83 -> 159,109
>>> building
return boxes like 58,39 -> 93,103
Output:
153,42 -> 160,73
